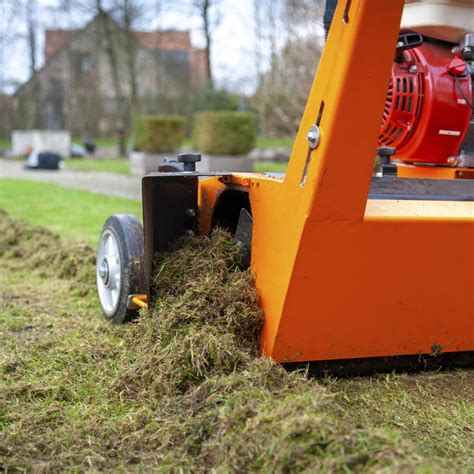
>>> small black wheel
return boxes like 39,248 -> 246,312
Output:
96,214 -> 146,324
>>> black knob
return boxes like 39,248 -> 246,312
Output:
178,153 -> 201,172
377,147 -> 396,165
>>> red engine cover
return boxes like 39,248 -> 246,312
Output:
379,42 -> 472,165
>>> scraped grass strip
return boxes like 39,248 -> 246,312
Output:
0,211 -> 471,472
0,179 -> 141,246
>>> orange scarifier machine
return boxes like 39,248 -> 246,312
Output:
96,0 -> 474,374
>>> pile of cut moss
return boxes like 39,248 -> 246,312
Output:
0,209 -> 94,289
1,211 -> 464,472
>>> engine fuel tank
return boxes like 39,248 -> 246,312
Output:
402,0 -> 474,43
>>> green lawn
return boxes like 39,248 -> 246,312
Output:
0,177 -> 473,472
253,162 -> 288,173
65,158 -> 130,174
0,180 -> 141,246
0,139 -> 11,149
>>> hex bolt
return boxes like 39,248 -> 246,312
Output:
409,64 -> 418,74
306,125 -> 321,150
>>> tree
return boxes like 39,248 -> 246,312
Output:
0,0 -> 24,137
71,0 -> 152,153
251,0 -> 325,136
26,0 -> 41,128
192,0 -> 221,89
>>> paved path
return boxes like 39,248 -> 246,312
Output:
0,160 -> 141,200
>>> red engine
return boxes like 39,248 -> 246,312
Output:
379,40 -> 472,166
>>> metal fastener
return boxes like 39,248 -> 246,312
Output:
447,156 -> 457,166
409,64 -> 418,74
306,125 -> 321,150
186,208 -> 196,218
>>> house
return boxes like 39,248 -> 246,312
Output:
13,12 -> 209,137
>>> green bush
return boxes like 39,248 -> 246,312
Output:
193,87 -> 240,112
133,115 -> 186,153
193,111 -> 256,155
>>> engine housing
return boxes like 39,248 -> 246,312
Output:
379,41 -> 472,166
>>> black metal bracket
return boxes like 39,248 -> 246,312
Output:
290,351 -> 474,377
142,174 -> 199,299
395,32 -> 423,62
142,171 -> 234,300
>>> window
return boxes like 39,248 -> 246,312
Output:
74,53 -> 92,78
79,53 -> 91,74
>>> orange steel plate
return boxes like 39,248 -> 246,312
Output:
397,164 -> 474,180
197,0 -> 474,363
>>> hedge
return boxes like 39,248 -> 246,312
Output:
192,112 -> 256,155
133,115 -> 186,153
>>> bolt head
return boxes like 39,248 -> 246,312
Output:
409,64 -> 418,74
99,259 -> 109,284
447,156 -> 457,166
186,208 -> 196,218
306,125 -> 321,150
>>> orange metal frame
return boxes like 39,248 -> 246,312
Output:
198,0 -> 474,363
396,163 -> 474,180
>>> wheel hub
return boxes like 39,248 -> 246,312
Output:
99,259 -> 110,285
96,230 -> 122,317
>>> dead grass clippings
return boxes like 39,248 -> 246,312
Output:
1,211 -> 465,472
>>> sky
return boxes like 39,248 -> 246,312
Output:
0,0 -> 262,94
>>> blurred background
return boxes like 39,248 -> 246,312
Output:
0,0 -> 326,170
0,0 -> 328,240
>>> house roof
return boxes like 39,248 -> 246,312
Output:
134,31 -> 192,51
15,12 -> 208,97
45,26 -> 194,60
45,29 -> 80,59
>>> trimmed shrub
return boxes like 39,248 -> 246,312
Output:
193,111 -> 256,155
193,87 -> 240,112
133,115 -> 186,153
